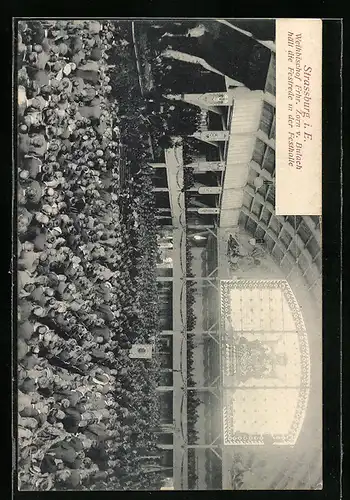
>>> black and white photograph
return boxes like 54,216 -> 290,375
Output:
15,18 -> 323,491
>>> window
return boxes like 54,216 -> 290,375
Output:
243,192 -> 253,210
272,245 -> 284,264
280,229 -> 292,248
314,253 -> 322,272
286,215 -> 302,229
306,237 -> 321,259
255,227 -> 266,240
269,216 -> 283,236
246,218 -> 258,235
297,253 -> 310,274
297,221 -> 313,245
252,139 -> 267,165
260,208 -> 272,225
265,234 -> 275,252
260,102 -> 275,138
263,147 -> 275,176
266,185 -> 275,206
289,240 -> 301,260
257,183 -> 269,198
238,211 -> 249,229
251,200 -> 262,218
270,116 -> 276,139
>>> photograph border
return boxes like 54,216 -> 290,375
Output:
8,16 -> 343,500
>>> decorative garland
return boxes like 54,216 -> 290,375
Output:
220,279 -> 311,446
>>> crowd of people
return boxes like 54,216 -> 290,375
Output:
16,17 -> 231,492
17,20 -> 166,491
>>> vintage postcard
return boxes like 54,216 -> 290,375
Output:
15,18 -> 325,490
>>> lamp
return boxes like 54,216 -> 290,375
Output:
254,176 -> 274,189
253,176 -> 264,189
